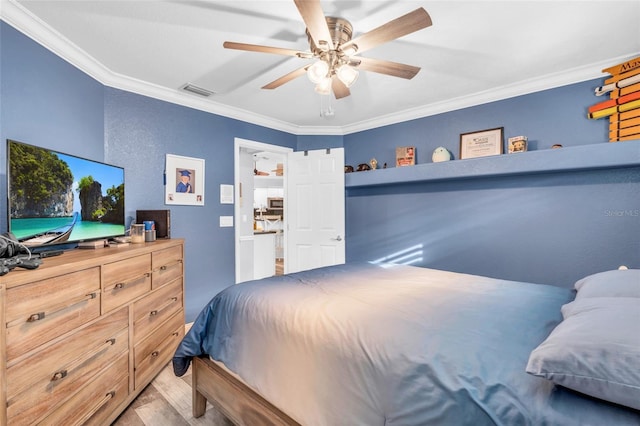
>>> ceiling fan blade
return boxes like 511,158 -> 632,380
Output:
294,0 -> 334,51
262,66 -> 309,90
223,41 -> 309,58
356,57 -> 421,80
332,77 -> 351,99
341,8 -> 432,55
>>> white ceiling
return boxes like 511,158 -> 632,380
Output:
2,1 -> 639,135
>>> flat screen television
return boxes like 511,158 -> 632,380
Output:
7,139 -> 125,251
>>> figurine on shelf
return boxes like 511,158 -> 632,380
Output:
432,147 -> 452,162
370,158 -> 378,170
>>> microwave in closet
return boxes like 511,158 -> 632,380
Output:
268,197 -> 284,209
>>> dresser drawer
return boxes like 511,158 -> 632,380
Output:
39,353 -> 129,426
7,308 -> 128,424
134,311 -> 184,388
5,267 -> 101,361
102,254 -> 152,313
133,278 -> 183,341
152,245 -> 183,289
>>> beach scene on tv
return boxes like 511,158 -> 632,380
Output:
8,142 -> 125,247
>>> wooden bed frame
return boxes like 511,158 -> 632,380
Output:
192,356 -> 300,426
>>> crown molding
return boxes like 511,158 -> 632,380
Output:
1,1 -> 632,137
341,55 -> 634,135
0,0 -> 300,134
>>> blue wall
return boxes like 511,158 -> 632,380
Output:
0,23 -> 104,160
343,81 -> 606,168
0,22 -> 297,321
104,88 -> 296,320
345,168 -> 639,287
1,21 -> 638,321
343,83 -> 639,286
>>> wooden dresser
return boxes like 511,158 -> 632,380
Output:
0,238 -> 185,425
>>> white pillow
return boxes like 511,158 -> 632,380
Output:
526,297 -> 640,410
574,269 -> 640,299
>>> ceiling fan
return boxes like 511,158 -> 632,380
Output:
223,0 -> 432,99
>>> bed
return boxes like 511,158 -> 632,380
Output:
173,262 -> 640,425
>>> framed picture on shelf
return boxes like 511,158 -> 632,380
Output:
459,127 -> 504,159
165,154 -> 205,206
508,136 -> 528,153
396,146 -> 416,166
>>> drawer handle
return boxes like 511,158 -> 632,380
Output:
172,332 -> 179,337
151,351 -> 160,358
51,369 -> 68,381
50,338 -> 118,383
149,297 -> 179,318
112,273 -> 150,291
74,391 -> 116,426
27,312 -> 45,322
9,292 -> 98,328
155,259 -> 183,273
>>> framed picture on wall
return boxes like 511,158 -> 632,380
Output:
165,154 -> 205,206
459,127 -> 504,159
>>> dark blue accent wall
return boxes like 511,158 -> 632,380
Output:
1,20 -> 638,320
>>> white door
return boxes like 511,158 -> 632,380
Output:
286,148 -> 345,273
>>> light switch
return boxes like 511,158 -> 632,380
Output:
220,216 -> 234,227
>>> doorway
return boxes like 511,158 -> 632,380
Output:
234,138 -> 293,284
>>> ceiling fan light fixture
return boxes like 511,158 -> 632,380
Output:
317,40 -> 330,51
336,64 -> 359,87
224,5 -> 433,101
341,44 -> 358,57
314,76 -> 332,95
307,60 -> 329,84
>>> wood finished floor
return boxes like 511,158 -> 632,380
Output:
111,361 -> 233,426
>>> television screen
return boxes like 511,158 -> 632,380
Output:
7,139 -> 125,250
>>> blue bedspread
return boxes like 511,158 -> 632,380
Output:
173,262 -> 640,425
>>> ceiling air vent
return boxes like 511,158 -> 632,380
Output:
181,83 -> 215,97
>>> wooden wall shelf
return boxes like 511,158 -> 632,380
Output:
345,141 -> 640,189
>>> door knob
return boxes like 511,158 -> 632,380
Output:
332,236 -> 343,241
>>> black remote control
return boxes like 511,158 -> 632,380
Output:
39,250 -> 63,258
16,257 -> 42,270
